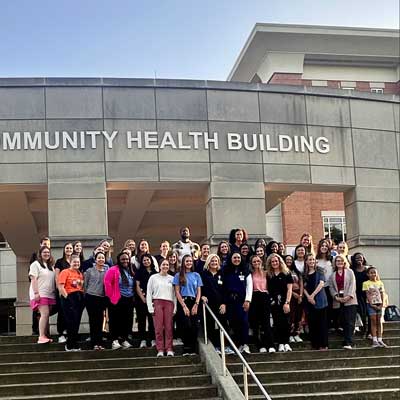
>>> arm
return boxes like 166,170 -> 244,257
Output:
136,281 -> 146,303
298,276 -> 304,303
30,276 -> 40,301
58,271 -> 68,298
146,277 -> 154,314
192,286 -> 201,315
343,270 -> 356,303
174,285 -> 190,316
283,283 -> 293,314
243,274 -> 253,312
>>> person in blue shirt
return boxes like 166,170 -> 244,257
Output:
173,254 -> 203,355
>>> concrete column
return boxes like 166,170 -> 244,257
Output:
206,182 -> 267,246
344,170 -> 400,304
15,255 -> 33,336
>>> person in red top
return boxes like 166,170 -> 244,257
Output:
58,254 -> 85,351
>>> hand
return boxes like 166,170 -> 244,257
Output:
183,305 -> 190,317
201,296 -> 208,303
309,298 -> 316,306
292,293 -> 299,299
219,304 -> 226,314
191,304 -> 198,315
298,296 -> 303,304
283,303 -> 290,314
34,293 -> 40,301
243,301 -> 250,312
62,293 -> 68,299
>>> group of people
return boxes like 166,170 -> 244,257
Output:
28,227 -> 389,356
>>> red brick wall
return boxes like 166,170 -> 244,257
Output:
281,191 -> 345,246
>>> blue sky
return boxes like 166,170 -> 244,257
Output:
1,0 -> 398,80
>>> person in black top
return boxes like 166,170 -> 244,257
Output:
135,254 -> 157,348
82,244 -> 111,273
155,241 -> 170,266
228,228 -> 248,254
195,243 -> 210,273
266,253 -> 293,352
217,241 -> 230,271
201,254 -> 227,353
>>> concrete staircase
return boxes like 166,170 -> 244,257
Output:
0,335 -> 221,399
228,321 -> 400,399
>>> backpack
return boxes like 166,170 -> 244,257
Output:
384,305 -> 400,321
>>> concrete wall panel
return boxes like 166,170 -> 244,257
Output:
350,99 -> 395,131
159,162 -> 210,181
264,164 -> 311,184
259,93 -> 306,124
0,88 -> 45,119
211,163 -> 263,182
311,165 -> 355,186
306,96 -> 350,127
47,162 -> 105,183
105,161 -> 159,181
0,163 -> 47,184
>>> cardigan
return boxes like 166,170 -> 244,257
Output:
328,268 -> 358,309
104,266 -> 122,305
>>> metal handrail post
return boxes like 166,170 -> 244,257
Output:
243,365 -> 249,400
220,329 -> 227,376
202,302 -> 208,345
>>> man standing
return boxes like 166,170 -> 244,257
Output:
172,227 -> 200,263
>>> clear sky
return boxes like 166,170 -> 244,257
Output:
1,0 -> 398,80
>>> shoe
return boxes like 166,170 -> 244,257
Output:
293,335 -> 303,343
73,348 -> 81,352
225,346 -> 234,355
64,345 -> 74,352
167,350 -> 174,357
289,336 -> 295,343
173,338 -> 183,346
58,335 -> 67,344
372,340 -> 380,348
367,334 -> 373,340
268,347 -> 276,353
139,340 -> 147,348
284,344 -> 292,352
377,339 -> 388,348
343,345 -> 353,350
238,344 -> 251,354
215,347 -> 222,354
121,340 -> 132,348
183,352 -> 191,356
93,345 -> 105,350
278,344 -> 285,352
157,351 -> 164,357
259,347 -> 267,353
112,340 -> 122,349
151,340 -> 156,347
37,336 -> 51,344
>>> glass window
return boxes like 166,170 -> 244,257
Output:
323,216 -> 346,243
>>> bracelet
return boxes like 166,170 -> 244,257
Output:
195,302 -> 199,305
34,292 -> 39,295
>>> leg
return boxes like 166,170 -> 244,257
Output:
37,305 -> 50,338
163,300 -> 174,352
343,305 -> 357,346
108,302 -> 119,341
318,307 -> 329,349
153,299 -> 164,352
122,297 -> 134,341
136,300 -> 147,342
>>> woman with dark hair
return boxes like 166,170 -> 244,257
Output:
255,246 -> 267,270
293,244 -> 307,275
240,242 -> 252,268
217,240 -> 230,270
104,252 -> 135,350
132,239 -> 159,270
173,254 -> 203,355
29,246 -> 56,344
73,241 -> 85,264
223,252 -> 252,354
136,254 -> 157,348
58,254 -> 85,351
82,244 -> 111,273
265,240 -> 279,258
228,228 -> 248,254
351,252 -> 369,336
278,242 -> 286,257
55,242 -> 74,344
254,238 -> 267,251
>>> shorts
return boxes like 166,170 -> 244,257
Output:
30,297 -> 56,311
367,304 -> 382,316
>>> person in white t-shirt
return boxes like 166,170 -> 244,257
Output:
172,227 -> 200,263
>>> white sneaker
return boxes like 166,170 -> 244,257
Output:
121,340 -> 132,348
215,347 -> 222,354
284,344 -> 292,352
239,344 -> 250,354
278,344 -> 285,352
225,346 -> 234,355
58,335 -> 67,344
112,340 -> 122,349
259,347 -> 267,353
173,338 -> 183,346
372,340 -> 380,348
268,347 -> 276,353
157,351 -> 164,357
151,340 -> 156,347
343,345 -> 353,350
377,339 -> 388,348
139,340 -> 147,348
293,335 -> 303,343
167,351 -> 174,357
289,336 -> 295,343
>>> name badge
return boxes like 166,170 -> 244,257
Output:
218,279 -> 223,285
239,275 -> 245,281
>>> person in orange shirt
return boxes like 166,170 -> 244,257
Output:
58,254 -> 84,351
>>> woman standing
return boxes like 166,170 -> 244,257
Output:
223,253 -> 252,354
299,233 -> 315,256
217,241 -> 230,271
228,228 -> 248,254
136,254 -> 157,348
147,259 -> 177,357
73,241 -> 85,265
84,252 -> 108,350
303,254 -> 328,350
293,245 -> 306,275
329,254 -> 358,349
265,240 -> 279,258
255,246 -> 267,270
249,255 -> 275,353
132,239 -> 159,271
167,251 -> 180,276
201,254 -> 228,354
29,246 -> 56,344
173,255 -> 203,355
104,252 -> 135,350
266,254 -> 293,352
239,243 -> 252,268
58,254 -> 85,351
124,239 -> 136,258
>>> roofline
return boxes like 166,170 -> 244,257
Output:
227,23 -> 400,81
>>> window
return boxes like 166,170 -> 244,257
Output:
341,87 -> 354,91
371,88 -> 384,94
323,216 -> 346,243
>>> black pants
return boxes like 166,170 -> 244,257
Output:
341,304 -> 357,346
203,301 -> 227,348
56,292 -> 67,335
356,293 -> 369,334
136,299 -> 155,342
307,306 -> 328,349
271,304 -> 290,345
32,311 -> 39,335
226,294 -> 249,347
176,297 -> 198,353
108,296 -> 134,341
85,294 -> 107,347
325,287 -> 334,328
60,291 -> 84,350
249,292 -> 274,349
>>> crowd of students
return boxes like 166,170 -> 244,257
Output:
28,227 -> 389,355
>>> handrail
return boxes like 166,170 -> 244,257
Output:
202,301 -> 272,400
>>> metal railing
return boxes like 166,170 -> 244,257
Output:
202,301 -> 272,400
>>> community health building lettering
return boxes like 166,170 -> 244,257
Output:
0,130 -> 330,153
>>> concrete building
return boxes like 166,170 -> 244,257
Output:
228,24 -> 400,250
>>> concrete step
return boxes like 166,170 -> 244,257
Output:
233,365 -> 400,384
0,363 -> 206,385
242,376 -> 399,396
0,375 -> 212,397
227,354 -> 399,373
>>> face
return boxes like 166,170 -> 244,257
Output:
139,241 -> 149,252
278,243 -> 285,253
257,239 -> 266,248
284,256 -> 293,268
142,256 -> 152,268
338,243 -> 346,254
355,254 -> 364,265
335,257 -> 345,270
251,256 -> 262,270
231,253 -> 241,266
94,245 -> 104,255
367,268 -> 377,280
168,253 -> 177,265
160,242 -> 170,252
119,254 -> 130,267
160,260 -> 169,274
41,239 -> 51,248
209,256 -> 219,270
241,245 -> 249,255
122,249 -> 132,258
74,242 -> 82,254
71,257 -> 80,269
306,255 -> 316,268
181,228 -> 190,239
235,230 -> 244,242
270,256 -> 280,270
256,247 -> 264,257
41,248 -> 51,261
301,235 -> 310,247
201,245 -> 210,258
270,243 -> 279,253
184,256 -> 193,270
64,244 -> 73,256
219,242 -> 229,254
95,253 -> 105,266
296,247 -> 306,258
101,241 -> 110,252
320,242 -> 329,254
127,241 -> 136,251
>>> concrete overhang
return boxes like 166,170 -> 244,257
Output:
228,23 -> 400,82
